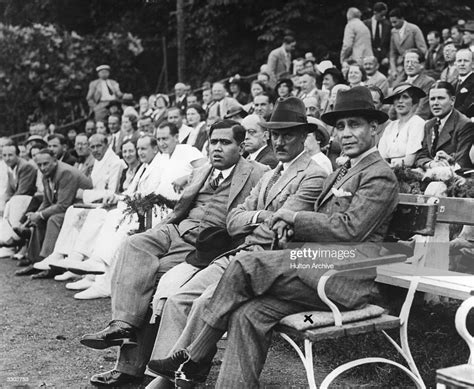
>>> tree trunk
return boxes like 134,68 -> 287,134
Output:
176,0 -> 185,82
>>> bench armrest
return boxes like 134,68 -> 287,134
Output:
332,254 -> 407,271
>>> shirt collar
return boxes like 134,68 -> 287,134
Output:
438,109 -> 454,130
282,150 -> 306,171
350,146 -> 378,168
248,145 -> 267,160
213,164 -> 235,180
459,71 -> 473,84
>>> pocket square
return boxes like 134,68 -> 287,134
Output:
460,87 -> 468,93
332,188 -> 352,197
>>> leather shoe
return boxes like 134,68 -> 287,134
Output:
80,321 -> 137,349
15,264 -> 40,276
31,269 -> 55,279
17,257 -> 31,267
90,369 -> 142,387
13,226 -> 31,241
147,349 -> 210,385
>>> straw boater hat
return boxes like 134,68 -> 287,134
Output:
96,64 -> 111,73
259,96 -> 321,131
382,83 -> 426,104
321,86 -> 388,126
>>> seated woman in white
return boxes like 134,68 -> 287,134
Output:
378,84 -> 426,167
66,125 -> 205,299
304,117 -> 333,175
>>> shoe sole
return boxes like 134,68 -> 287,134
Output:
146,366 -> 175,382
80,337 -> 138,350
49,264 -> 68,271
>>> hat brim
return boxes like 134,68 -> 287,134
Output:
321,109 -> 389,127
260,122 -> 318,130
383,87 -> 426,104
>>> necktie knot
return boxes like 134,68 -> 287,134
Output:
209,172 -> 224,191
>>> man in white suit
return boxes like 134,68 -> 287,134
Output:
340,7 -> 373,65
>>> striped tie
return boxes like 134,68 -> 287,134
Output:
209,172 -> 223,191
333,159 -> 351,184
264,164 -> 284,201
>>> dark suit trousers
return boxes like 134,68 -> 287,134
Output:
202,250 -> 329,388
28,213 -> 64,263
111,223 -> 195,328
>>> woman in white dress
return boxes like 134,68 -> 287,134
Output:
378,83 -> 426,167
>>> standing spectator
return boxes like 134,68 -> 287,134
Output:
340,7 -> 373,65
363,56 -> 389,96
454,49 -> 474,117
86,65 -> 123,122
389,8 -> 427,78
208,82 -> 240,120
395,49 -> 435,120
364,2 -> 391,71
425,31 -> 446,79
47,134 -> 77,166
267,35 -> 296,81
462,21 -> 474,52
228,76 -> 248,105
440,42 -> 459,86
173,83 -> 188,114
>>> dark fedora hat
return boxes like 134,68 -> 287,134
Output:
461,20 -> 474,33
321,86 -> 388,126
260,96 -> 319,131
383,83 -> 426,104
224,105 -> 248,120
185,227 -> 233,269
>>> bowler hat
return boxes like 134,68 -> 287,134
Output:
96,64 -> 111,72
260,96 -> 319,131
185,227 -> 233,269
461,20 -> 474,33
321,86 -> 388,126
383,83 -> 426,104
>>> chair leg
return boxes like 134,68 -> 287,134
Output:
320,357 -> 425,389
279,333 -> 317,389
455,296 -> 474,365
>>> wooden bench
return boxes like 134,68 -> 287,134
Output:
275,194 -> 474,389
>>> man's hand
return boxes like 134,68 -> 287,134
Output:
172,176 -> 189,194
272,220 -> 294,242
434,150 -> 454,164
27,212 -> 42,225
103,193 -> 118,205
257,210 -> 272,224
429,159 -> 450,169
268,208 -> 297,229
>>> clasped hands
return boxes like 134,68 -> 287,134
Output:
264,209 -> 297,248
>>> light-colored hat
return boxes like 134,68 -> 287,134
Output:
96,64 -> 111,72
316,60 -> 334,74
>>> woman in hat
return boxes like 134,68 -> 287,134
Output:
378,83 -> 426,167
275,78 -> 294,99
228,76 -> 248,105
151,94 -> 170,126
185,104 -> 208,151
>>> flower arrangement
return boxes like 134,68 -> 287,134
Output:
116,193 -> 177,232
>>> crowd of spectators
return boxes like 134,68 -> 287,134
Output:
1,2 -> 474,388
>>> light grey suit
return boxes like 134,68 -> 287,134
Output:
148,152 -> 327,365
200,151 -> 399,388
390,22 -> 427,68
340,18 -> 373,64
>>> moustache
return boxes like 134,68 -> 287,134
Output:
275,147 -> 286,152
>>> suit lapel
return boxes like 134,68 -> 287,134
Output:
228,158 -> 251,209
175,164 -> 212,216
264,153 -> 309,208
437,111 -> 456,150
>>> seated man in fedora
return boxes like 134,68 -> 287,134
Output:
145,97 -> 328,388
78,120 -> 268,387
149,86 -> 399,388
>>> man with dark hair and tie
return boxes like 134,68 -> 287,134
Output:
454,48 -> 474,117
149,86 -> 399,388
79,120 -> 267,387
364,2 -> 391,72
416,81 -> 474,170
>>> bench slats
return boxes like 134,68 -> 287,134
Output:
377,263 -> 474,300
277,315 -> 400,342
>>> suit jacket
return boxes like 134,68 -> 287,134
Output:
366,71 -> 389,96
424,44 -> 445,79
165,157 -> 269,226
74,153 -> 95,177
415,109 -> 474,169
5,158 -> 37,199
390,22 -> 428,67
228,152 -> 327,248
208,97 -> 241,120
292,151 -> 399,309
455,73 -> 474,118
86,78 -> 122,108
59,151 -> 77,166
125,152 -> 165,196
38,162 -> 93,220
254,145 -> 278,169
267,45 -> 291,80
440,65 -> 459,87
364,17 -> 391,62
394,73 -> 435,120
340,18 -> 373,64
173,95 -> 187,114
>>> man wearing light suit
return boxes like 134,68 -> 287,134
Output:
416,81 -> 474,170
151,86 -> 399,388
267,35 -> 296,80
340,7 -> 373,65
86,65 -> 123,121
146,97 -> 327,388
80,120 -> 268,387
